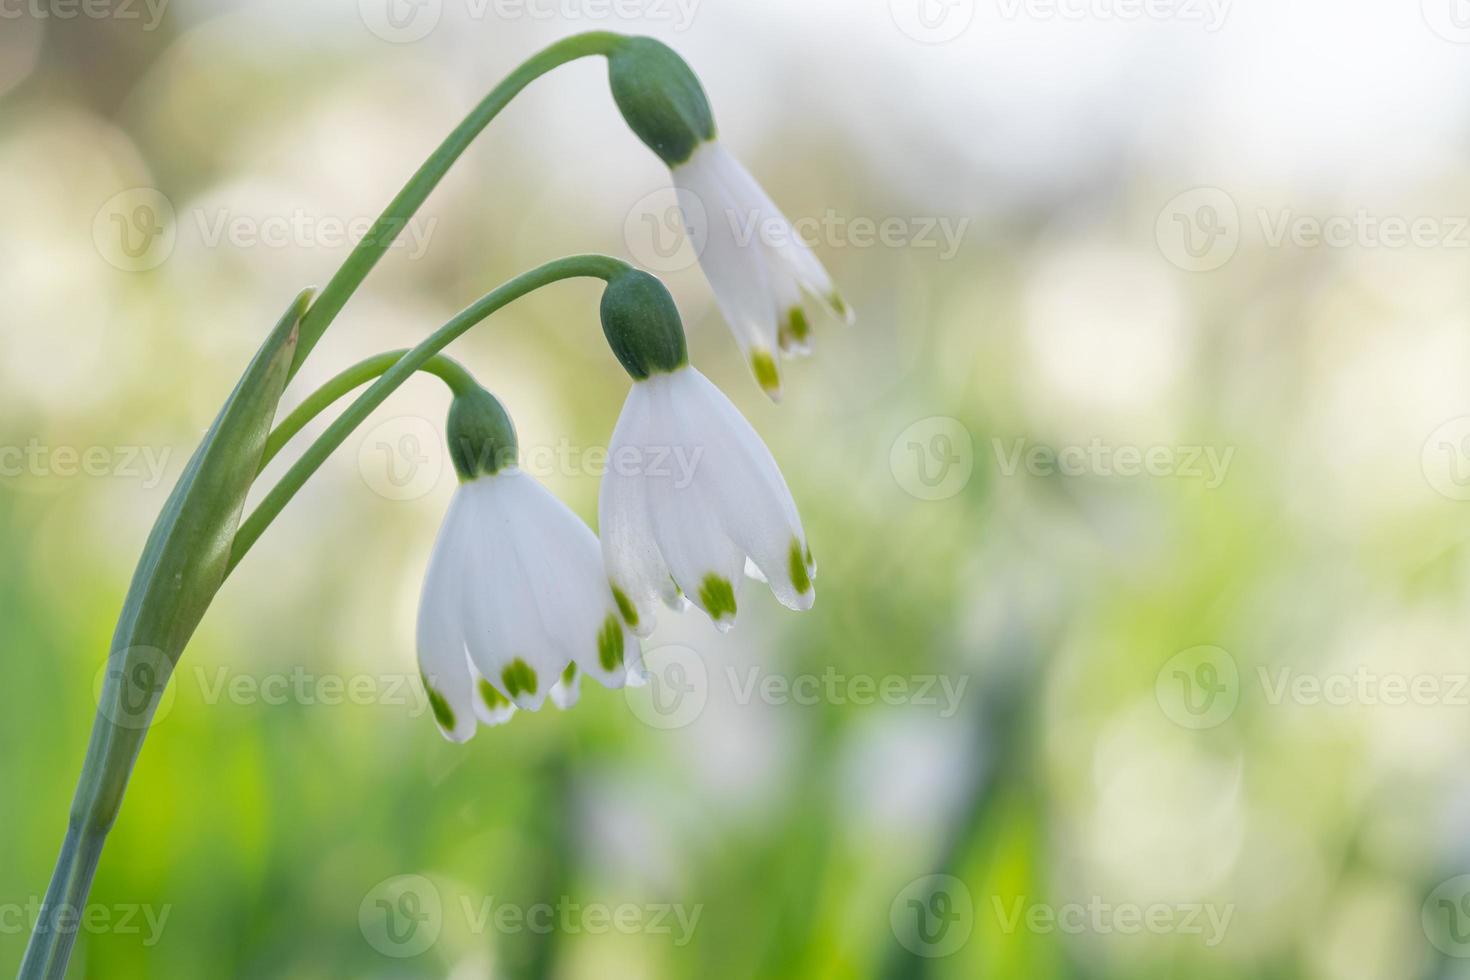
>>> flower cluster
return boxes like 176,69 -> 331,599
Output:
18,33 -> 855,973
418,274 -> 818,741
410,38 -> 850,741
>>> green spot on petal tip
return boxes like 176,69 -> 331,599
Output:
598,615 -> 625,672
612,585 -> 639,629
501,658 -> 538,699
830,292 -> 853,322
788,307 -> 811,341
423,675 -> 455,732
561,662 -> 578,685
789,538 -> 812,596
478,679 -> 510,713
750,350 -> 780,396
698,574 -> 737,622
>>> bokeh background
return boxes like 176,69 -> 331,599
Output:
6,0 -> 1470,976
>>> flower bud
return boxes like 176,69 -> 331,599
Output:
607,37 -> 716,167
447,385 -> 518,481
600,269 -> 690,380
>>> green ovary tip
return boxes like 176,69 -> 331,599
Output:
423,675 -> 455,731
612,585 -> 639,628
598,615 -> 625,672
478,679 -> 510,713
501,658 -> 538,699
699,574 -> 737,621
789,538 -> 812,595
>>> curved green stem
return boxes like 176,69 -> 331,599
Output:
286,30 -> 626,380
258,352 -> 473,473
228,253 -> 629,575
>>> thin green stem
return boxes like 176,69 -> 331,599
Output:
258,352 -> 473,472
228,253 -> 628,575
286,30 -> 626,381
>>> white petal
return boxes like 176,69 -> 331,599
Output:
417,490 -> 479,742
643,372 -> 747,629
468,658 -> 517,726
550,664 -> 582,710
503,470 -> 639,691
675,368 -> 815,612
713,143 -> 848,321
458,475 -> 560,711
693,142 -> 854,362
674,144 -> 783,394
600,384 -> 676,635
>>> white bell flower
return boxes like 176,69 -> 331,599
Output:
599,363 -> 816,634
417,387 -> 640,742
672,140 -> 854,399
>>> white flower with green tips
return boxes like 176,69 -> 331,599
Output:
672,140 -> 853,398
417,388 -> 640,742
599,363 -> 815,634
608,36 -> 852,400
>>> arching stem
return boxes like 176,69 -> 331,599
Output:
228,253 -> 628,574
258,352 -> 475,473
286,30 -> 626,380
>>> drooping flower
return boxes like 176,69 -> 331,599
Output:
599,362 -> 815,635
671,140 -> 853,398
595,270 -> 816,633
417,385 -> 640,742
608,37 -> 852,400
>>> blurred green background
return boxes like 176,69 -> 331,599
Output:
7,1 -> 1470,977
